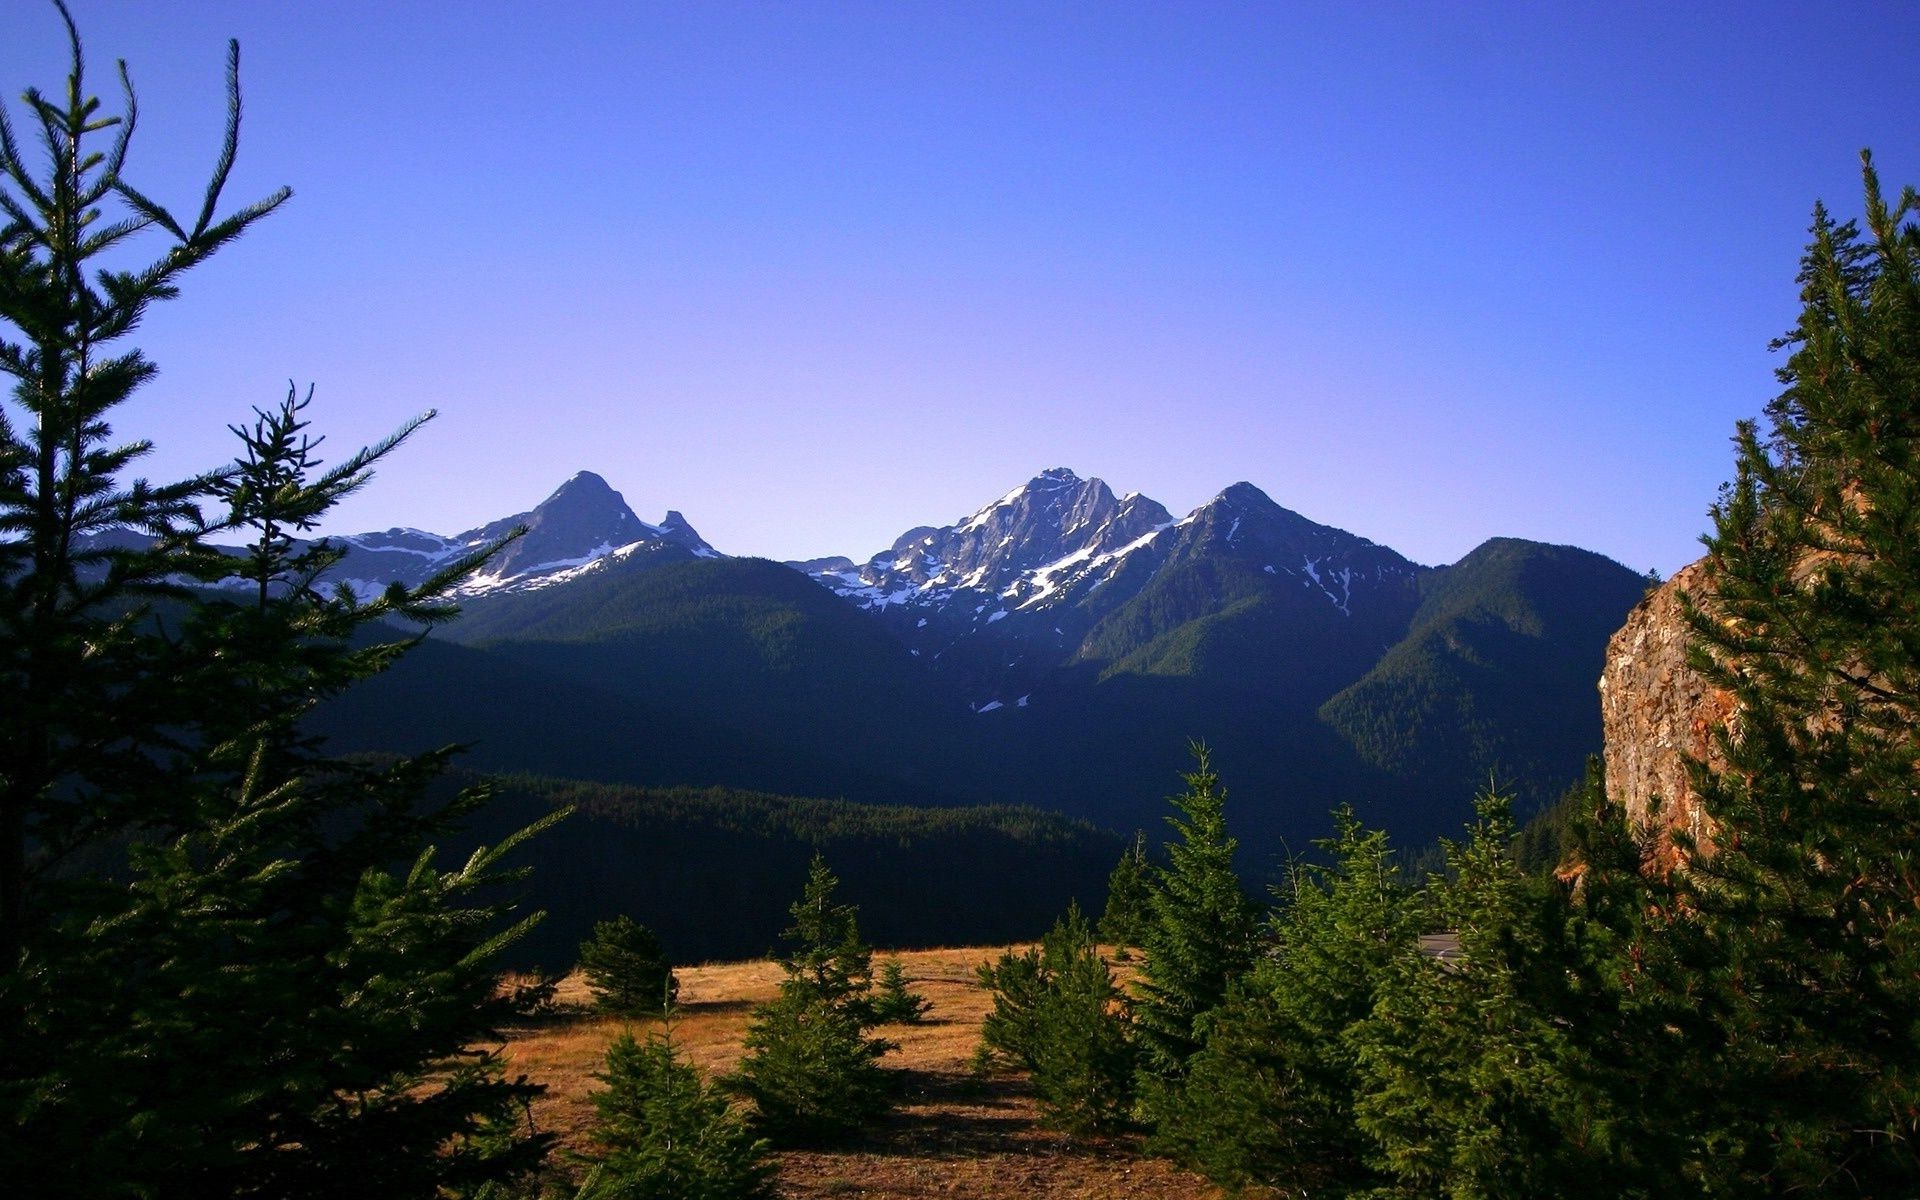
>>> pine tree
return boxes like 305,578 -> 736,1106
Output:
730,854 -> 893,1142
974,903 -> 1136,1135
777,851 -> 876,1014
1095,830 -> 1152,956
869,958 -> 931,1025
1671,153 -> 1920,1194
1150,805 -> 1414,1194
1348,788 -> 1644,1199
974,943 -> 1052,1074
0,0 -> 290,982
580,916 -> 678,1018
1025,904 -> 1137,1135
1132,744 -> 1261,1092
579,1024 -> 774,1200
0,13 -> 558,1195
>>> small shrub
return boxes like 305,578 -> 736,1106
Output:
869,959 -> 932,1024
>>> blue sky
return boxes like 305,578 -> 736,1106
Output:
5,1 -> 1916,573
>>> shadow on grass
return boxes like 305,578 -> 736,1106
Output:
674,996 -> 761,1017
797,1068 -> 1136,1162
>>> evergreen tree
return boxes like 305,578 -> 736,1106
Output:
579,1024 -> 774,1200
1670,154 -> 1920,1194
1132,744 -> 1261,1093
1095,829 -> 1152,955
1348,788 -> 1644,1199
974,942 -> 1053,1074
0,14 -> 558,1195
1026,904 -> 1137,1135
730,854 -> 893,1142
776,851 -> 875,1014
580,916 -> 678,1018
1150,805 -> 1414,1194
0,0 -> 290,982
869,957 -> 931,1024
975,903 -> 1136,1135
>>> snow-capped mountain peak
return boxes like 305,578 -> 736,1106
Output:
301,471 -> 723,597
803,468 -> 1175,620
793,468 -> 1433,709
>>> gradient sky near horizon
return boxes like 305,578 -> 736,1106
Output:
6,2 -> 1917,575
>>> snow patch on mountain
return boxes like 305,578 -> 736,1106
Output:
799,468 -> 1177,633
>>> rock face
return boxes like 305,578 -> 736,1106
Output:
1597,558 -> 1732,860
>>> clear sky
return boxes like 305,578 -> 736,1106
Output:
6,2 -> 1916,574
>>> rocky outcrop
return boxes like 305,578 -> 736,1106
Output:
1597,558 -> 1731,861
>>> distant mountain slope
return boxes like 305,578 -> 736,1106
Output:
308,633 -> 931,805
1076,482 -> 1423,701
1318,538 -> 1649,817
443,555 -> 983,807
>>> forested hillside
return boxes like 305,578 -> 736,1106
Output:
439,770 -> 1123,965
308,522 -> 1646,862
1320,537 -> 1651,815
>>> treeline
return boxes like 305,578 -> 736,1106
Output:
985,735 -> 1913,1197
444,772 -> 1122,965
971,160 -> 1920,1197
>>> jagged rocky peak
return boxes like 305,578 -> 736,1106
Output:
460,470 -> 646,578
656,510 -> 719,558
802,467 -> 1181,627
939,468 -> 1172,582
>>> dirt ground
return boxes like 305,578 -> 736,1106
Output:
498,946 -> 1224,1199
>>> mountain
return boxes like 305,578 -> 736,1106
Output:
1319,538 -> 1652,822
1071,481 -> 1424,690
300,466 -> 1647,869
294,470 -> 719,598
796,470 -> 1426,711
796,469 -> 1173,697
439,554 -> 984,807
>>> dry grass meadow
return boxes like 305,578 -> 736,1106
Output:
498,946 -> 1224,1199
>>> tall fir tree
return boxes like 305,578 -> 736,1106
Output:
0,0 -> 289,980
1132,744 -> 1261,1097
1150,805 -> 1415,1194
0,13 -> 558,1195
1672,153 -> 1920,1195
1348,788 -> 1649,1199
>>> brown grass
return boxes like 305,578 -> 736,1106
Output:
498,946 -> 1224,1199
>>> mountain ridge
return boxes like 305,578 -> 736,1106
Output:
296,465 -> 1647,857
